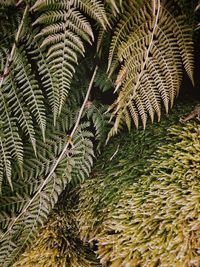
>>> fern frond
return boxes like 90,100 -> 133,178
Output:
27,34 -> 60,124
94,64 -> 114,92
0,124 -> 94,266
13,48 -> 46,139
107,0 -> 194,139
107,0 -> 145,73
5,75 -> 36,154
164,8 -> 194,83
85,103 -> 111,149
0,66 -> 98,266
0,89 -> 23,183
76,0 -> 108,29
31,0 -> 108,117
0,138 -> 12,190
0,194 -> 29,228
105,0 -> 123,14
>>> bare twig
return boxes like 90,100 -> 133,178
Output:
16,0 -> 24,7
109,144 -> 119,161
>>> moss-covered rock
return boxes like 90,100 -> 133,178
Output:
77,104 -> 200,266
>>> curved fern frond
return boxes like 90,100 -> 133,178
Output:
107,0 -> 145,73
31,0 -> 108,118
0,89 -> 24,186
163,7 -> 194,83
76,0 -> 108,29
0,5 -> 47,190
107,0 -> 194,139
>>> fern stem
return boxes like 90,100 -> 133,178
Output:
0,5 -> 29,89
16,0 -> 24,7
122,0 -> 161,110
0,65 -> 98,240
70,66 -> 98,137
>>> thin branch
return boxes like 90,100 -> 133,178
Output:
0,65 -> 98,240
16,0 -> 24,7
0,5 -> 29,88
70,66 -> 98,137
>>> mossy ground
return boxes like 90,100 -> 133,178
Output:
15,102 -> 200,267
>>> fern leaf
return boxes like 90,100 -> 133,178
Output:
107,1 -> 144,73
107,0 -> 194,138
0,91 -> 23,174
30,36 -> 60,123
163,8 -> 194,84
13,49 -> 46,140
76,0 -> 108,29
85,103 -> 111,149
0,123 -> 94,266
0,64 -> 98,264
31,0 -> 108,117
32,4 -> 92,116
5,76 -> 36,155
0,138 -> 12,190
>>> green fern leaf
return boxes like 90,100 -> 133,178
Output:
0,120 -> 94,266
5,75 -> 36,155
0,139 -> 12,190
0,91 -> 23,178
13,49 -> 46,140
107,0 -> 194,139
31,0 -> 109,117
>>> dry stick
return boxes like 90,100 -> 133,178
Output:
16,0 -> 24,7
0,5 -> 29,88
1,65 -> 98,239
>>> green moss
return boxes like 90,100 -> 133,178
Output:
77,103 -> 200,266
15,102 -> 200,267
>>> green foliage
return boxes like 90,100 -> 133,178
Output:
106,0 -> 195,139
0,2 -> 111,263
0,55 -> 110,267
0,117 -> 94,267
0,0 -> 198,266
31,0 -> 106,119
76,103 -> 200,266
0,0 -> 108,189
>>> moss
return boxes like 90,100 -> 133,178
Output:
77,103 -> 200,266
